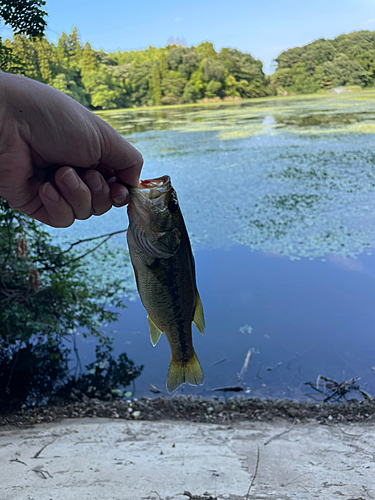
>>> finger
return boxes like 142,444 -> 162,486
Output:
54,167 -> 93,220
81,170 -> 112,216
36,182 -> 75,227
96,165 -> 115,181
107,177 -> 130,207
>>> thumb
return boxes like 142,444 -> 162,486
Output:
94,116 -> 143,187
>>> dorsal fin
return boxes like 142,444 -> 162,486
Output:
193,291 -> 205,335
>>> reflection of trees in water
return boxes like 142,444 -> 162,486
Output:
0,337 -> 143,410
0,200 -> 142,411
273,112 -> 362,128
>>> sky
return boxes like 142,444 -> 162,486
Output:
1,0 -> 375,73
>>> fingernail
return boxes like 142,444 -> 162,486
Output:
43,183 -> 60,202
113,194 -> 128,205
61,168 -> 79,190
85,172 -> 102,193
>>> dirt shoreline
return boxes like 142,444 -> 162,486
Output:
1,395 -> 375,427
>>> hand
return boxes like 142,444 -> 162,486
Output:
0,73 -> 143,227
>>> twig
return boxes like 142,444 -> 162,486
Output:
10,458 -> 27,466
238,349 -> 252,383
149,383 -> 162,394
264,418 -> 296,446
213,385 -> 243,393
62,235 -> 114,266
245,445 -> 260,499
338,427 -> 359,438
210,357 -> 227,367
32,437 -> 58,459
280,472 -> 310,487
39,229 -> 127,271
32,467 -> 53,479
57,229 -> 127,256
150,491 -> 163,500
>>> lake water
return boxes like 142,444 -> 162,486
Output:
55,92 -> 375,400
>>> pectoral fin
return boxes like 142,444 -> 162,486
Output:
193,291 -> 205,335
148,315 -> 163,346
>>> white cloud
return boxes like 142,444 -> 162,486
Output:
362,18 -> 375,28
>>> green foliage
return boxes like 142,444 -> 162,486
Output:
3,27 -> 272,109
273,30 -> 375,93
0,0 -> 47,71
0,0 -> 47,37
0,199 -> 142,406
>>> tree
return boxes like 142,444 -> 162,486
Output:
3,26 -> 273,108
151,61 -> 162,105
52,73 -> 89,106
0,0 -> 47,70
161,70 -> 186,104
0,0 -> 47,37
272,30 -> 375,94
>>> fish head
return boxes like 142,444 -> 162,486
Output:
127,175 -> 182,258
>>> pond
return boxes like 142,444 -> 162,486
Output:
54,92 -> 375,400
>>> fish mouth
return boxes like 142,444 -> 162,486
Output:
137,175 -> 171,200
128,175 -> 172,225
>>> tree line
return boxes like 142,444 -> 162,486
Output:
272,30 -> 375,94
2,26 -> 375,109
1,27 -> 274,109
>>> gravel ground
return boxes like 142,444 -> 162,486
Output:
1,395 -> 375,427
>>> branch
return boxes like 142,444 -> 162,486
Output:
56,229 -> 127,257
39,229 -> 127,271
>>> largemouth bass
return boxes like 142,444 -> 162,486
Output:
126,175 -> 205,393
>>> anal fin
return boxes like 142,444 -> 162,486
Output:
148,315 -> 162,346
193,291 -> 205,335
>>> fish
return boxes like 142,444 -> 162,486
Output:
126,175 -> 205,393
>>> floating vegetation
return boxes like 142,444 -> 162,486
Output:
59,92 -> 375,262
239,325 -> 253,334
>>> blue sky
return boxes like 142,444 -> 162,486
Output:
1,0 -> 375,73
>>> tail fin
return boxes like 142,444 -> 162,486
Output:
166,352 -> 204,393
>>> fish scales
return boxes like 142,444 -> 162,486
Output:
126,175 -> 205,392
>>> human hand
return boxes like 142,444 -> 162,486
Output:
0,73 -> 143,227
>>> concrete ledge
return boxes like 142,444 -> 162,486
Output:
1,418 -> 374,499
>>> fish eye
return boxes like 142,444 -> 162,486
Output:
168,199 -> 179,213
